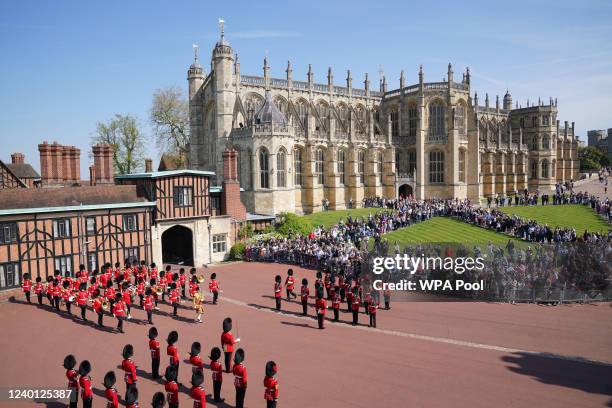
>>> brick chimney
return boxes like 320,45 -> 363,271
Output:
89,165 -> 96,186
221,148 -> 246,221
11,153 -> 24,164
92,143 -> 114,184
39,141 -> 64,185
145,158 -> 153,173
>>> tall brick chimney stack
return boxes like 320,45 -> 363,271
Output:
11,153 -> 24,164
145,158 -> 153,173
89,165 -> 96,186
92,143 -> 114,184
39,141 -> 65,185
221,148 -> 246,221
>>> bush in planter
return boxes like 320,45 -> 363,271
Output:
229,242 -> 246,260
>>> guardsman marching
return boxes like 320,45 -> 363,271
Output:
158,271 -> 167,303
105,280 -> 116,314
121,344 -> 138,399
364,290 -> 372,316
78,360 -> 93,408
169,283 -> 180,317
150,263 -> 159,282
103,371 -> 119,408
351,286 -> 361,325
232,349 -> 247,408
193,290 -> 204,323
45,275 -> 54,305
121,281 -> 133,320
263,361 -> 279,408
125,385 -> 139,408
92,289 -> 104,327
63,355 -> 79,408
52,279 -> 62,311
144,288 -> 155,324
324,271 -> 332,299
285,269 -> 297,300
151,392 -> 165,408
315,271 -> 323,289
189,371 -> 206,408
62,279 -> 73,315
76,283 -> 88,321
189,342 -> 204,376
164,366 -> 179,408
148,327 -> 161,379
332,286 -> 341,321
274,275 -> 282,311
21,273 -> 32,303
179,268 -> 187,299
300,278 -> 309,315
209,273 -> 220,304
209,347 -> 224,403
167,331 -> 180,378
368,292 -> 379,328
113,293 -> 127,333
34,276 -> 44,305
136,277 -> 145,307
88,276 -> 98,299
221,318 -> 238,373
315,287 -> 327,329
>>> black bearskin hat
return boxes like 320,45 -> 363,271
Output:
62,280 -> 70,289
78,360 -> 91,376
165,265 -> 172,272
234,348 -> 245,365
287,269 -> 293,276
151,262 -> 156,268
179,268 -> 185,275
79,264 -> 85,271
265,361 -> 277,377
159,271 -> 165,277
170,282 -> 177,290
79,282 -> 87,291
167,330 -> 178,345
191,370 -> 204,387
353,286 -> 359,294
302,278 -> 308,285
92,288 -> 100,298
106,280 -> 113,289
23,273 -> 30,280
36,276 -> 42,283
46,275 -> 54,283
125,385 -> 138,405
275,275 -> 281,283
151,392 -> 165,408
222,317 -> 232,332
172,273 -> 179,282
149,278 -> 156,286
316,287 -> 324,299
190,268 -> 196,275
90,277 -> 96,285
145,287 -> 152,296
210,272 -> 217,280
122,282 -> 129,290
164,365 -> 177,382
209,347 -> 221,361
148,326 -> 158,339
114,262 -> 120,268
103,371 -> 116,388
122,344 -> 134,359
63,354 -> 76,370
114,293 -> 122,301
316,271 -> 322,279
190,341 -> 201,356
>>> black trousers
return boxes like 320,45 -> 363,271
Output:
286,288 -> 296,300
224,351 -> 232,372
384,300 -> 390,310
181,285 -> 186,298
124,382 -> 135,402
147,310 -> 153,324
25,292 -> 31,303
171,362 -> 179,379
317,313 -> 324,329
53,296 -> 60,310
172,303 -> 178,316
235,387 -> 246,408
301,300 -> 308,315
97,311 -> 104,326
80,305 -> 87,320
352,309 -> 358,325
66,301 -> 72,315
333,308 -> 339,321
275,297 -> 281,310
46,293 -> 52,305
139,294 -> 144,307
151,357 -> 160,378
82,396 -> 92,408
213,291 -> 219,304
116,316 -> 124,332
126,304 -> 131,316
108,300 -> 115,315
37,293 -> 43,305
369,313 -> 377,328
267,400 -> 277,408
169,402 -> 178,408
213,380 -> 222,401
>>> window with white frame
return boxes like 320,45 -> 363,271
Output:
173,186 -> 193,207
0,223 -> 18,244
429,150 -> 444,183
377,151 -> 383,183
408,150 -> 417,176
53,219 -> 71,238
531,160 -> 538,178
459,149 -> 466,182
0,262 -> 20,288
455,104 -> 466,135
87,252 -> 97,273
541,160 -> 549,178
212,234 -> 227,253
123,214 -> 137,232
390,109 -> 399,137
407,105 -> 418,137
124,247 -> 139,264
55,255 -> 72,276
85,217 -> 96,236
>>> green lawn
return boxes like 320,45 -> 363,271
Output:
301,208 -> 392,228
498,204 -> 609,233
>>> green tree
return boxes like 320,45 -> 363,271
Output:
150,87 -> 189,168
93,114 -> 145,175
578,146 -> 608,171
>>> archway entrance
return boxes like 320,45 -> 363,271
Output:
398,184 -> 413,199
161,225 -> 194,266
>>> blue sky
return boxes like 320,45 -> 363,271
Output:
1,0 -> 611,176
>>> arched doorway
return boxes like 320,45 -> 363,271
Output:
399,184 -> 413,199
161,225 -> 194,266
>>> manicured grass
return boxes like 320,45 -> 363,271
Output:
498,204 -> 609,233
301,208 -> 392,228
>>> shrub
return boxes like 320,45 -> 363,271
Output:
276,212 -> 313,237
238,223 -> 254,240
229,242 -> 246,260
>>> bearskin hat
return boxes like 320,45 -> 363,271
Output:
145,287 -> 152,296
106,280 -> 113,289
287,269 -> 293,276
191,370 -> 204,387
265,361 -> 277,377
210,272 -> 217,280
90,277 -> 96,285
302,278 -> 308,285
78,360 -> 91,376
63,354 -> 76,370
92,288 -> 100,298
79,264 -> 85,271
172,273 -> 179,282
316,271 -> 322,279
222,317 -> 232,332
151,262 -> 156,268
179,268 -> 185,275
159,271 -> 165,277
125,385 -> 138,404
23,273 -> 30,280
190,268 -> 196,275
316,287 -> 324,299
165,265 -> 172,272
234,348 -> 245,365
103,371 -> 116,388
151,392 -> 165,408
114,293 -> 122,301
79,282 -> 87,291
149,278 -> 156,286
122,344 -> 134,359
35,276 -> 42,283
190,341 -> 201,356
275,275 -> 281,283
148,326 -> 158,339
46,275 -> 54,283
62,280 -> 70,289
209,347 -> 221,361
164,365 -> 177,382
167,330 -> 178,345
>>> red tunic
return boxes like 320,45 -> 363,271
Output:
209,280 -> 219,293
190,355 -> 204,374
169,289 -> 179,304
52,285 -> 61,297
167,345 -> 179,366
190,385 -> 206,408
149,339 -> 160,359
369,302 -> 378,314
113,301 -> 126,318
274,282 -> 282,298
79,375 -> 93,399
62,288 -> 72,301
285,276 -> 295,290
179,274 -> 187,286
300,285 -> 309,301
33,282 -> 43,294
87,283 -> 98,298
136,282 -> 144,295
105,287 -> 116,301
144,295 -> 154,311
316,298 -> 327,315
264,376 -> 279,401
105,386 -> 119,408
351,296 -> 361,312
76,290 -> 88,306
210,360 -> 223,383
66,369 -> 79,391
233,363 -> 247,388
93,298 -> 103,313
122,358 -> 137,384
332,294 -> 341,309
122,290 -> 131,305
221,332 -> 235,353
165,380 -> 179,405
22,279 -> 32,292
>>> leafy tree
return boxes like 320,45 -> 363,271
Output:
578,146 -> 608,171
276,212 -> 313,237
150,87 -> 189,168
92,114 -> 145,175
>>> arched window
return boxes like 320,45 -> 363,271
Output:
407,104 -> 418,138
294,148 -> 303,186
358,150 -> 365,184
542,135 -> 550,150
338,104 -> 348,124
337,149 -> 346,185
531,136 -> 539,151
390,109 -> 399,137
458,149 -> 466,182
245,94 -> 264,125
428,101 -> 445,141
395,151 -> 401,172
259,148 -> 269,189
277,149 -> 287,188
429,150 -> 444,183
316,101 -> 329,131
377,151 -> 384,183
541,159 -> 549,178
455,104 -> 466,136
408,149 -> 417,176
315,148 -> 325,185
296,100 -> 308,129
530,160 -> 538,178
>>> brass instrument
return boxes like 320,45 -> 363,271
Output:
155,287 -> 164,295
101,299 -> 110,311
197,275 -> 205,284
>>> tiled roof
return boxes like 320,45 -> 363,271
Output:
5,163 -> 40,179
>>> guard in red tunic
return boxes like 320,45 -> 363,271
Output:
189,342 -> 204,376
45,275 -> 54,305
52,279 -> 62,311
63,355 -> 79,408
364,290 -> 372,316
150,263 -> 159,282
113,262 -> 121,281
324,272 -> 332,299
368,293 -> 379,328
209,273 -> 220,304
332,286 -> 341,321
121,344 -> 138,400
151,392 -> 165,408
274,275 -> 282,311
346,281 -> 354,312
209,347 -> 224,403
144,288 -> 155,324
233,349 -> 247,408
179,268 -> 187,299
78,360 -> 93,408
158,271 -> 167,303
92,289 -> 104,327
103,371 -> 119,408
315,271 -> 323,290
167,330 -> 180,378
105,280 -> 116,314
351,286 -> 361,325
285,269 -> 297,300
169,283 -> 180,317
148,327 -> 161,379
300,278 -> 309,315
125,385 -> 139,408
21,273 -> 32,303
88,276 -> 98,299
76,283 -> 88,321
34,276 -> 44,305
121,282 -> 133,319
190,371 -> 206,408
62,279 -> 73,315
113,293 -> 127,333
338,274 -> 346,302
136,277 -> 145,307
263,361 -> 279,408
189,275 -> 198,299
221,318 -> 239,373
315,287 -> 327,329
164,365 -> 179,408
